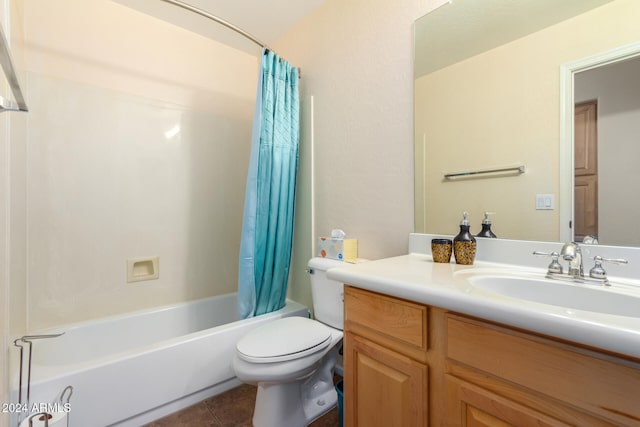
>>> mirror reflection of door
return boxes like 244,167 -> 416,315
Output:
573,55 -> 640,246
574,100 -> 598,242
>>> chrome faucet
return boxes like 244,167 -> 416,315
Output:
535,242 -> 629,286
560,242 -> 583,279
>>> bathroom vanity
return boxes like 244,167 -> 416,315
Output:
329,236 -> 640,426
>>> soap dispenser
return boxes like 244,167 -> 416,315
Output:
454,212 -> 477,265
476,212 -> 497,238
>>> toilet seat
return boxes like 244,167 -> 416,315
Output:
236,317 -> 332,364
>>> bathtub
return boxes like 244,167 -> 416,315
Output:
15,294 -> 308,427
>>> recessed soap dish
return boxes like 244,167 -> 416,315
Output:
127,256 -> 159,283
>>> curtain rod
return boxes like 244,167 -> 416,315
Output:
158,0 -> 300,77
158,0 -> 270,50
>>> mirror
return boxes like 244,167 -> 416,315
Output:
414,0 -> 640,245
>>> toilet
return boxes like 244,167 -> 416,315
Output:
233,257 -> 346,427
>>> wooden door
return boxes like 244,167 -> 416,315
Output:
574,100 -> 598,241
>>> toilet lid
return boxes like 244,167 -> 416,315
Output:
236,317 -> 333,363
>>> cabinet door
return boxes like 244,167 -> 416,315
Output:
446,375 -> 571,427
345,333 -> 427,427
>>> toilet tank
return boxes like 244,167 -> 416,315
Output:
308,257 -> 346,330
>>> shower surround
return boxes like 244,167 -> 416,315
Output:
23,0 -> 258,329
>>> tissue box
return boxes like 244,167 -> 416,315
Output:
318,237 -> 358,263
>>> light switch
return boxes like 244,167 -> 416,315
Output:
535,194 -> 555,210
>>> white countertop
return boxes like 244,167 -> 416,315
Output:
328,253 -> 640,360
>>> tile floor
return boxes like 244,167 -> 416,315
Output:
144,379 -> 341,427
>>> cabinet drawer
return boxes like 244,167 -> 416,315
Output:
344,286 -> 428,360
445,375 -> 572,427
446,314 -> 640,425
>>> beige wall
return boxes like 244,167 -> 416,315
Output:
282,0 -> 432,259
415,0 -> 640,241
277,0 -> 435,309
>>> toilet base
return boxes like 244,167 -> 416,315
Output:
252,345 -> 340,427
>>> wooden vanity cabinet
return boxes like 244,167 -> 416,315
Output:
343,286 -> 430,426
343,286 -> 640,427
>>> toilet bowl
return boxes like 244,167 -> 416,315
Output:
233,257 -> 346,427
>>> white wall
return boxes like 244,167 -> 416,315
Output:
21,0 -> 258,330
575,56 -> 640,246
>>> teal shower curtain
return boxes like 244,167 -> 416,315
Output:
238,49 -> 300,319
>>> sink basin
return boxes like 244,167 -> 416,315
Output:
468,275 -> 640,317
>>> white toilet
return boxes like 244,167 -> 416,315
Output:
233,257 -> 345,427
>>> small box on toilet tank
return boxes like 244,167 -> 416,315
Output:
318,236 -> 358,263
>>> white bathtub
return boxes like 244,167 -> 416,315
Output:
16,294 -> 308,427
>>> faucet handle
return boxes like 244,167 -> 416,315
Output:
589,255 -> 628,283
533,251 -> 563,275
